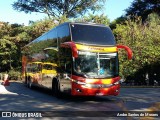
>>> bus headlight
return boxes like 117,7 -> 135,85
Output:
82,84 -> 92,88
72,79 -> 86,85
113,81 -> 120,85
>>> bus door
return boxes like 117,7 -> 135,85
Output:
59,46 -> 72,93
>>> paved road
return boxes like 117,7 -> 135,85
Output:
0,81 -> 160,120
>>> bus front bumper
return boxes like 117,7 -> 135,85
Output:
71,83 -> 120,96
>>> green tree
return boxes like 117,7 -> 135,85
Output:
75,14 -> 110,25
0,22 -> 29,72
0,39 -> 17,71
125,0 -> 160,21
12,0 -> 106,18
113,14 -> 160,85
110,16 -> 127,29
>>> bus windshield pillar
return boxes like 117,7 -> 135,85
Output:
60,42 -> 78,58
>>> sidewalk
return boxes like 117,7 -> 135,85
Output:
0,84 -> 11,94
0,81 -> 19,95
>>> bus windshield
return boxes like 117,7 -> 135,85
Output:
74,51 -> 119,78
71,24 -> 116,45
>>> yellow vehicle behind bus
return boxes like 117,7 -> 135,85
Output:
25,62 -> 57,88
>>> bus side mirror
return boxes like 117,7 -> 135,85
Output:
117,45 -> 133,60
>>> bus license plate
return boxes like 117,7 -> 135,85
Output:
96,93 -> 103,96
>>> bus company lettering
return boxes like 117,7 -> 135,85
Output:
88,47 -> 104,51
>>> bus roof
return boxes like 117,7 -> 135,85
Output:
59,22 -> 106,27
23,22 -> 115,50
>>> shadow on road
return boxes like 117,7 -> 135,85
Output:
0,81 -> 122,111
1,81 -> 160,113
1,81 -> 116,102
1,81 -> 160,120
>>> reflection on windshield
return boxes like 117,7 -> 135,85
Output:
74,51 -> 118,78
71,24 -> 116,45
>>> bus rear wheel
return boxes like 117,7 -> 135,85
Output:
52,80 -> 61,98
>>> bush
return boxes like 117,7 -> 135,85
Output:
113,13 -> 160,85
8,69 -> 21,80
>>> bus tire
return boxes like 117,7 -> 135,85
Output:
52,79 -> 61,98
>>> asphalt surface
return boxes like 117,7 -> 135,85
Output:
0,81 -> 160,120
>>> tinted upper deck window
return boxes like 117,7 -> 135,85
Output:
70,24 -> 116,45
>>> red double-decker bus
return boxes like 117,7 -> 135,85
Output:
22,22 -> 132,97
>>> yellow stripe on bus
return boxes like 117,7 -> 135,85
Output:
85,79 -> 112,84
76,44 -> 117,52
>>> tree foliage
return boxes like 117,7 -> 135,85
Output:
75,14 -> 110,25
0,23 -> 25,71
0,17 -> 63,72
12,0 -> 106,18
113,13 -> 160,85
0,39 -> 17,70
125,0 -> 160,21
110,16 -> 127,29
